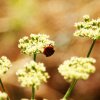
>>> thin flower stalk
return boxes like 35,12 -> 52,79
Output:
31,53 -> 37,100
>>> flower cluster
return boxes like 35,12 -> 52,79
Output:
58,57 -> 96,82
0,91 -> 8,100
18,34 -> 55,56
0,56 -> 12,77
74,15 -> 100,40
16,61 -> 50,89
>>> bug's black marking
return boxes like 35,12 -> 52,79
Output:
43,45 -> 55,57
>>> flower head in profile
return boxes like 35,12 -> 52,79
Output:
18,34 -> 55,57
0,91 -> 8,100
0,56 -> 12,77
16,61 -> 50,89
74,15 -> 100,40
58,57 -> 96,82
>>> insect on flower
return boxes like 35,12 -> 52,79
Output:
43,44 -> 55,57
18,34 -> 55,56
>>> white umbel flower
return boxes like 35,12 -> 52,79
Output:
16,61 -> 50,89
0,56 -> 12,77
58,57 -> 96,82
18,34 -> 55,56
0,91 -> 8,100
74,15 -> 100,40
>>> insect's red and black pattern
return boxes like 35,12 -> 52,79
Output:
43,45 -> 55,57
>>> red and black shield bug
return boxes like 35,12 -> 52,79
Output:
43,45 -> 55,57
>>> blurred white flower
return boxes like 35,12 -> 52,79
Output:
0,56 -> 12,77
16,61 -> 50,89
74,15 -> 100,40
0,91 -> 8,100
58,57 -> 96,82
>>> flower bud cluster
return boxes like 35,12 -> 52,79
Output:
0,91 -> 8,100
0,56 -> 12,76
74,15 -> 100,40
58,57 -> 96,82
16,61 -> 50,89
18,34 -> 55,55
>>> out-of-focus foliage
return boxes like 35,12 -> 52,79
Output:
8,0 -> 38,31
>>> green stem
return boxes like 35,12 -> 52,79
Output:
31,85 -> 35,100
0,78 -> 10,100
33,53 -> 37,61
63,40 -> 96,100
31,53 -> 37,100
63,80 -> 77,100
0,78 -> 5,92
87,40 -> 96,57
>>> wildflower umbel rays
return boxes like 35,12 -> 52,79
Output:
0,56 -> 12,77
0,91 -> 8,100
74,15 -> 100,40
58,57 -> 96,82
18,34 -> 55,57
16,61 -> 50,89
